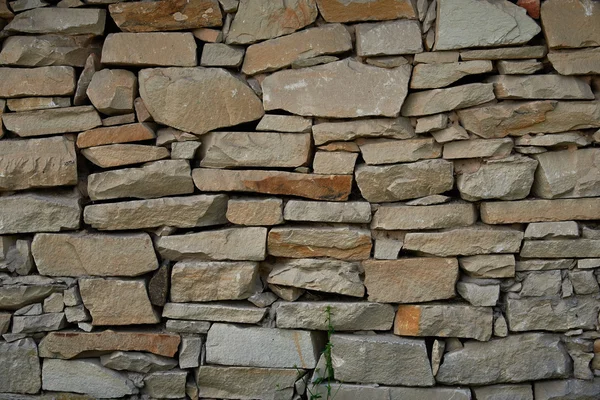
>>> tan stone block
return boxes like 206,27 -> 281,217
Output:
2,106 -> 101,137
82,144 -> 169,168
401,83 -> 495,117
372,203 -> 477,230
76,123 -> 155,148
316,0 -> 416,23
480,198 -> 600,224
0,66 -> 75,98
102,33 -> 197,67
226,198 -> 283,226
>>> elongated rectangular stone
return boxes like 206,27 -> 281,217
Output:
371,203 -> 477,230
355,19 -> 422,56
206,323 -> 322,368
0,136 -> 77,192
358,137 -> 441,164
535,379 -> 600,400
460,46 -> 547,60
488,75 -> 594,100
363,258 -> 458,303
170,261 -> 259,302
0,66 -> 75,98
548,48 -> 600,75
316,0 -> 417,23
163,302 -> 266,324
156,227 -> 267,261
521,240 -> 600,258
193,168 -> 352,201
481,198 -> 600,224
0,35 -> 101,67
401,83 -> 495,117
7,97 -> 71,112
410,60 -> 493,89
5,8 -> 106,35
84,194 -> 227,230
283,200 -> 371,223
268,226 -> 371,260
313,117 -> 414,145
226,198 -> 283,226
76,123 -> 155,148
3,106 -> 101,137
404,226 -> 523,256
394,304 -> 493,341
315,385 -> 471,400
32,232 -> 158,277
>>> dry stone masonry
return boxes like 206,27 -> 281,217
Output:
0,0 -> 600,399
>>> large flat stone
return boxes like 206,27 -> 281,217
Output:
267,226 -> 371,260
358,138 -> 441,164
532,148 -> 600,199
0,338 -> 41,394
356,20 -> 422,56
457,101 -> 600,137
283,200 -> 371,223
6,97 -> 72,112
403,226 -> 523,256
535,378 -> 600,400
193,168 -> 353,201
434,0 -> 540,50
226,0 -> 317,44
3,106 -> 101,137
170,261 -> 259,302
313,117 -> 414,145
371,203 -> 477,230
242,24 -> 351,75
331,334 -> 434,386
401,83 -> 495,117
363,258 -> 458,303
206,323 -> 322,368
5,8 -> 106,35
200,131 -> 311,168
88,160 -> 193,200
109,0 -> 222,32
0,136 -> 77,192
355,159 -> 454,202
0,190 -> 80,234
436,333 -> 570,385
262,59 -> 411,118
102,33 -> 197,67
276,302 -> 394,331
395,304 -> 493,341
488,75 -> 594,100
156,227 -> 267,261
0,35 -> 101,67
541,0 -> 600,49
521,239 -> 600,258
411,60 -> 493,89
84,194 -> 227,230
163,302 -> 267,324
267,258 -> 364,297
139,67 -> 263,135
0,66 -> 75,98
480,198 -> 600,224
80,278 -> 159,326
548,48 -> 600,75
315,385 -> 471,400
32,232 -> 157,277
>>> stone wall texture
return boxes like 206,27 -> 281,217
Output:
1,0 -> 600,399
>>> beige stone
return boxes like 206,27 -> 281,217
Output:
356,20 -> 422,56
84,194 -> 227,230
256,114 -> 311,133
268,226 -> 371,260
226,0 -> 317,44
263,59 -> 411,118
431,124 -> 470,143
0,66 -> 75,98
88,160 -> 194,201
0,35 -> 101,67
163,302 -> 266,324
193,28 -> 223,43
541,0 -> 600,49
193,168 -> 353,201
313,117 -> 414,145
170,261 -> 258,302
497,59 -> 543,75
457,101 -> 600,138
0,136 -> 77,192
3,106 -> 101,137
414,51 -> 460,63
403,226 -> 524,256
514,132 -> 592,148
200,43 -> 245,68
411,61 -> 493,89
102,33 -> 197,67
460,46 -> 547,60
139,67 -> 263,135
371,203 -> 477,230
32,232 -> 157,277
76,123 -> 155,148
521,240 -> 600,259
481,198 -> 600,224
401,83 -> 495,117
316,0 -> 416,23
6,97 -> 71,112
226,198 -> 283,226
109,0 -> 222,32
524,221 -> 579,240
415,114 -> 448,133
488,75 -> 594,100
242,24 -> 351,75
459,255 -> 516,278
284,200 -> 371,223
86,69 -> 137,115
363,258 -> 458,303
73,53 -> 100,106
82,144 -> 169,168
80,278 -> 158,325
358,138 -> 441,165
365,55 -> 409,68
312,151 -> 357,175
355,159 -> 454,202
318,142 -> 360,152
200,131 -> 310,168
532,148 -> 600,199
548,48 -> 600,75
156,227 -> 267,261
5,8 -> 106,35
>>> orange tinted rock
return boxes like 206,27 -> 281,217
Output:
517,0 -> 539,19
77,123 -> 155,148
316,0 -> 416,23
109,0 -> 222,32
39,331 -> 181,359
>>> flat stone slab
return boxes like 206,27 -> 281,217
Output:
371,203 -> 477,230
76,123 -> 155,148
163,302 -> 267,324
102,33 -> 197,67
316,0 -> 417,23
3,106 -> 101,137
0,66 -> 75,98
5,8 -> 106,35
313,117 -> 414,145
283,200 -> 372,223
480,198 -> 600,224
401,83 -> 495,117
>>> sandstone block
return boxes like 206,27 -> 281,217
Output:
356,20 -> 422,57
101,351 -> 177,374
371,203 -> 477,230
401,83 -> 495,117
316,0 -> 416,23
200,43 -> 245,68
0,338 -> 41,394
313,117 -> 414,145
87,69 -> 137,116
488,75 -> 594,100
457,281 -> 500,307
163,302 -> 266,324
363,258 -> 458,303
0,35 -> 101,67
312,151 -> 358,175
515,131 -> 591,148
459,255 -> 516,278
540,0 -> 600,49
358,138 -> 441,165
548,48 -> 600,75
84,194 -> 227,230
226,198 -> 283,226
480,198 -> 600,224
82,144 -> 169,168
524,221 -> 579,239
521,239 -> 600,258
256,114 -> 312,133
535,378 -> 600,400
5,8 -> 106,35
516,259 -> 575,272
76,123 -> 155,148
74,53 -> 100,106
411,60 -> 493,89
3,106 -> 101,137
6,97 -> 71,112
284,200 -> 371,223
0,66 -> 75,98
102,33 -> 197,67
0,283 -> 66,311
497,59 -> 543,75
355,159 -> 454,202
268,226 -> 371,260
263,59 -> 411,118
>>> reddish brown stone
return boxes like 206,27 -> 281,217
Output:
109,0 -> 222,32
394,305 -> 421,336
517,0 -> 539,19
316,0 -> 416,22
39,331 -> 181,359
76,123 -> 155,149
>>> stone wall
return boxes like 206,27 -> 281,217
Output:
0,0 -> 600,398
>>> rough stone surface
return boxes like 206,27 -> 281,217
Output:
548,48 -> 600,75
86,69 -> 137,115
313,117 -> 414,145
411,60 -> 493,89
316,0 -> 416,22
0,66 -> 75,98
521,239 -> 600,258
402,83 -> 495,117
226,198 -> 283,226
284,200 -> 371,223
472,384 -> 533,400
356,20 -> 422,57
82,144 -> 169,168
256,114 -> 312,133
459,255 -> 516,278
5,8 -> 106,35
480,198 -> 600,224
524,221 -> 579,239
7,97 -> 72,112
534,378 -> 600,400
2,106 -> 101,137
506,296 -> 600,331
0,338 -> 41,394
358,138 -> 441,165
540,0 -> 600,49
371,203 -> 477,230
100,351 -> 177,373
0,35 -> 101,67
163,302 -> 267,324
497,59 -> 543,75
102,33 -> 197,67
488,75 -> 594,100
142,370 -> 187,399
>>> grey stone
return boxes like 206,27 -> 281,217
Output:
460,46 -> 547,60
457,281 -> 500,306
371,203 -> 477,230
415,114 -> 448,133
519,271 -> 562,297
0,338 -> 41,394
313,384 -> 471,400
74,53 -> 100,106
313,117 -> 414,145
100,351 -> 177,373
64,305 -> 89,323
578,259 -> 600,269
312,151 -> 358,174
171,141 -> 201,160
248,292 -> 278,308
3,106 -> 101,137
358,137 -> 442,164
373,239 -> 402,259
179,336 -> 202,369
444,138 -> 514,159
43,293 -> 64,313
411,60 -> 493,89
489,75 -> 594,100
11,313 -> 66,333
86,68 -> 137,116
401,83 -> 495,116
515,132 -> 592,148
163,302 -> 267,324
0,284 -> 63,311
143,370 -> 187,399
524,221 -> 579,239
521,240 -> 600,258
462,255 -> 517,277
497,59 -> 543,75
534,378 -> 600,400
256,114 -> 312,133
283,200 -> 371,223
5,8 -> 106,35
472,384 -> 533,400
165,320 -> 211,334
356,20 -> 422,56
569,270 -> 599,295
200,43 -> 244,67
14,303 -> 42,316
